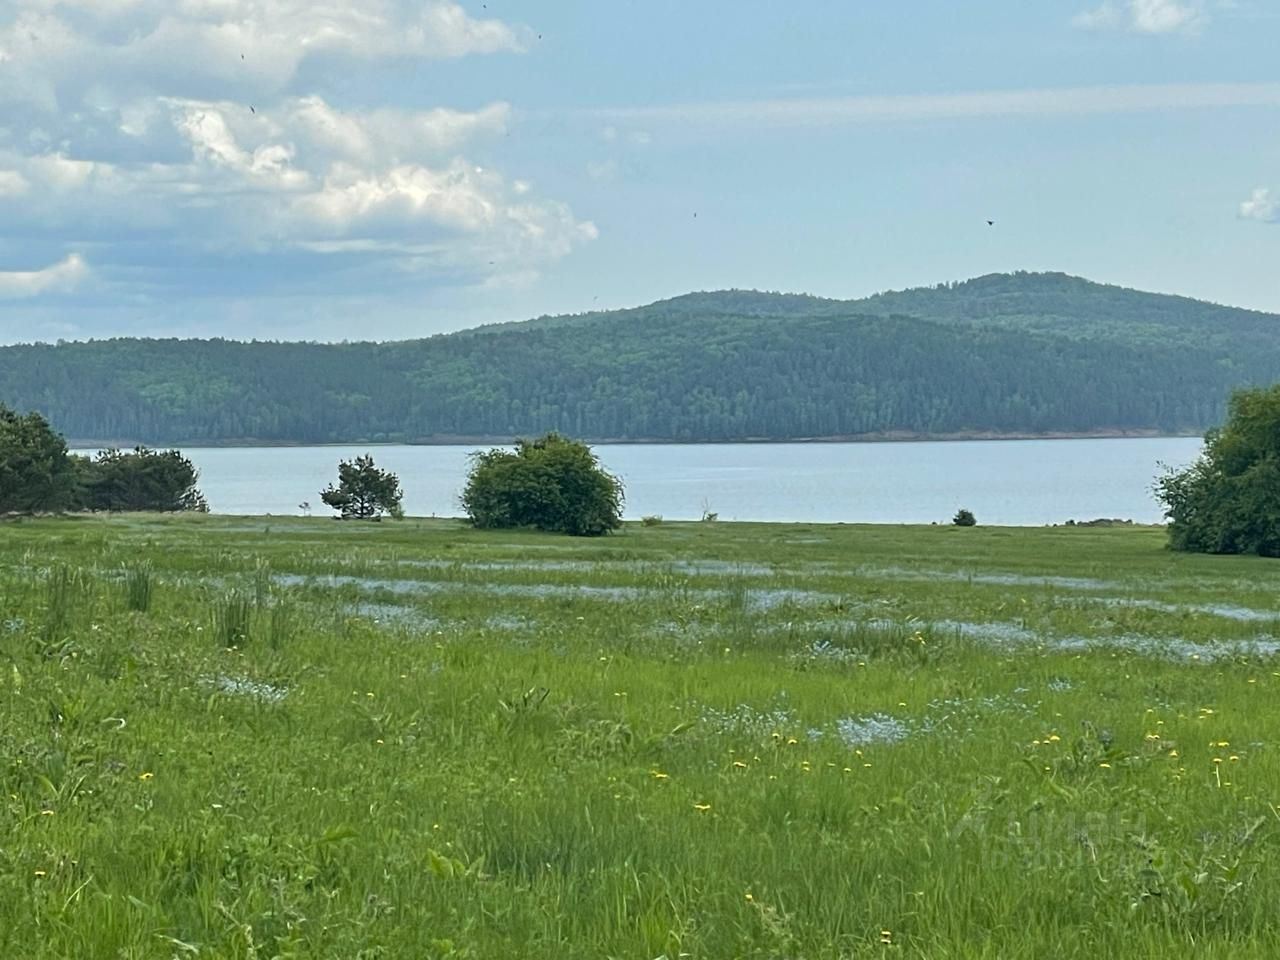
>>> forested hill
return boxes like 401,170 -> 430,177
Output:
3,271 -> 1279,446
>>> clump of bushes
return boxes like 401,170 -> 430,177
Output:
461,433 -> 623,537
0,404 -> 208,514
952,508 -> 977,527
77,447 -> 208,512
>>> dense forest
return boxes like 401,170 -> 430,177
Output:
2,272 -> 1277,445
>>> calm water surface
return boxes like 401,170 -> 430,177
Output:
97,438 -> 1203,525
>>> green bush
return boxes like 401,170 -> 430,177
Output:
77,447 -> 208,512
1156,384 -> 1280,556
953,508 -> 977,527
320,454 -> 403,520
461,433 -> 623,537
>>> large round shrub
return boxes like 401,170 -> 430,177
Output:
461,433 -> 623,536
1156,384 -> 1280,556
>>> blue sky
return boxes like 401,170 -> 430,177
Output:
0,0 -> 1277,343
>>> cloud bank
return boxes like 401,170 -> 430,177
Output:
0,1 -> 594,323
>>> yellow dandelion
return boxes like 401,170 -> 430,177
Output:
880,929 -> 893,945
843,767 -> 853,773
1213,757 -> 1223,764
693,802 -> 712,813
138,772 -> 154,781
1230,755 -> 1240,762
1048,734 -> 1061,743
732,760 -> 748,769
33,870 -> 46,878
1099,762 -> 1112,769
650,770 -> 669,780
744,892 -> 754,902
863,762 -> 872,768
1168,750 -> 1179,758
786,738 -> 798,746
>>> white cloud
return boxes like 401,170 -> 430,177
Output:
0,1 -> 596,307
287,97 -> 512,166
592,83 -> 1280,131
0,253 -> 88,299
1074,0 -> 1206,34
1240,188 -> 1278,223
0,1 -> 527,107
0,169 -> 29,196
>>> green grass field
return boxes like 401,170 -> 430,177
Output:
4,515 -> 1280,958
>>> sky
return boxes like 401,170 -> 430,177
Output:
0,0 -> 1278,343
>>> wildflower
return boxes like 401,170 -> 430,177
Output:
1230,755 -> 1240,762
1099,763 -> 1112,769
1213,758 -> 1223,764
33,870 -> 46,878
880,929 -> 893,945
745,892 -> 754,902
1168,750 -> 1179,758
693,802 -> 712,812
732,761 -> 748,769
786,738 -> 798,746
138,772 -> 154,781
1048,734 -> 1061,743
650,770 -> 669,780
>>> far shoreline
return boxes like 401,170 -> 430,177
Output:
67,428 -> 1204,450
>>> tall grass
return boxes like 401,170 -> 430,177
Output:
3,516 -> 1280,957
213,592 -> 252,647
123,562 -> 153,612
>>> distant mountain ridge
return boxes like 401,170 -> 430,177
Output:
2,271 -> 1277,446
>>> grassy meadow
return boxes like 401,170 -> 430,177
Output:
4,515 -> 1280,958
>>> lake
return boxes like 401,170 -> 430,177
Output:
84,437 -> 1203,525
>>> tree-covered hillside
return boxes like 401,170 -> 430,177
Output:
2,272 -> 1277,445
